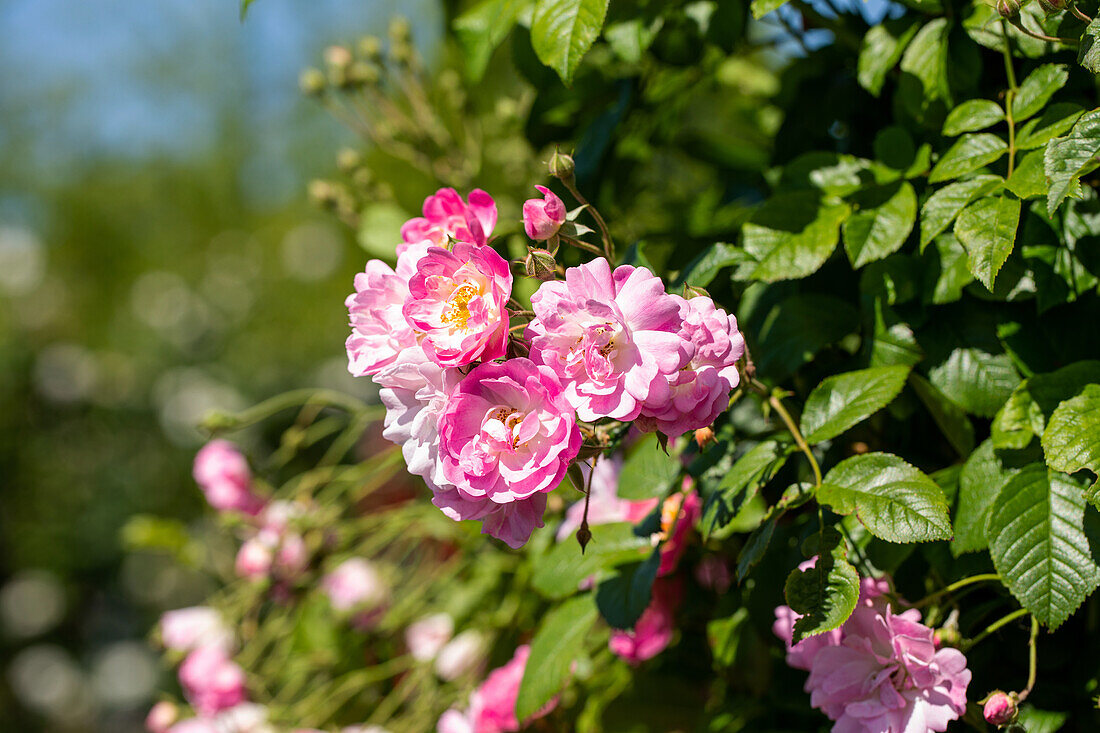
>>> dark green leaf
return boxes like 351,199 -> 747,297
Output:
800,366 -> 911,443
783,527 -> 861,643
752,293 -> 860,380
1004,149 -> 1048,200
928,346 -> 1021,417
677,242 -> 745,288
858,19 -> 920,96
455,0 -> 527,81
702,440 -> 790,538
1045,108 -> 1100,216
954,195 -> 1021,290
530,0 -> 610,85
517,593 -> 598,721
707,608 -> 749,668
869,298 -> 924,368
617,432 -> 682,500
842,182 -> 918,268
738,192 -> 850,282
909,372 -> 976,456
1042,384 -> 1100,483
1012,64 -> 1068,122
595,550 -> 661,629
928,133 -> 1008,183
952,440 -> 1024,555
737,515 -> 778,583
942,99 -> 1004,136
919,175 -> 1002,248
992,361 -> 1100,450
1079,17 -> 1100,73
925,234 -> 975,304
1016,102 -> 1085,150
532,523 -> 651,599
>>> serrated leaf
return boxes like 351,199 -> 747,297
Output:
738,193 -> 850,282
783,527 -> 860,643
898,18 -> 952,121
925,233 -> 975,304
736,514 -> 778,583
1012,64 -> 1068,122
1004,149 -> 1048,200
952,440 -> 1024,555
455,0 -> 527,81
842,182 -> 917,268
929,133 -> 1008,183
1017,102 -> 1085,150
942,99 -> 1005,136
928,347 -> 1021,417
1045,108 -> 1100,216
858,19 -> 920,96
1042,384 -> 1100,483
992,361 -> 1100,450
869,298 -> 924,368
800,366 -> 911,444
532,523 -> 651,599
818,453 -> 953,542
617,432 -> 681,500
1079,17 -> 1100,73
530,0 -> 609,85
516,593 -> 597,721
954,195 -> 1021,290
908,372 -> 976,456
985,465 -> 1100,629
919,175 -> 1002,249
677,242 -> 745,288
702,441 -> 790,538
595,549 -> 661,629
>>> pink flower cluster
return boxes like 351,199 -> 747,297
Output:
773,570 -> 971,732
345,187 -> 743,549
438,645 -> 557,733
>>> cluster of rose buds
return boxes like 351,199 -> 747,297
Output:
345,181 -> 744,548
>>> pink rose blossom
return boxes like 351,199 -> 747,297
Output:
556,456 -> 657,541
609,577 -> 683,665
636,295 -> 744,437
522,186 -> 566,241
322,558 -> 387,613
439,645 -> 557,733
160,607 -> 233,653
235,537 -> 273,580
179,646 -> 247,717
983,691 -> 1018,726
400,188 -> 497,248
167,719 -> 218,733
345,259 -> 418,377
437,358 -> 582,545
274,532 -> 308,576
215,704 -> 271,733
407,613 -> 454,661
526,259 -> 690,422
192,441 -> 264,516
403,243 -> 512,367
773,572 -> 971,732
146,701 -> 179,733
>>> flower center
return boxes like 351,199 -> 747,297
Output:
441,283 -> 479,330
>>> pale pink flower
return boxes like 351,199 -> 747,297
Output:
322,558 -> 387,613
556,456 -> 657,541
526,259 -> 690,421
345,259 -> 417,377
160,607 -> 233,653
983,691 -> 1017,726
145,701 -> 179,733
167,719 -> 218,733
235,537 -> 273,580
178,646 -> 247,717
403,243 -> 512,367
636,295 -> 744,437
215,704 -> 271,733
192,441 -> 264,516
522,186 -> 566,241
437,358 -> 582,545
274,532 -> 308,576
439,645 -> 557,733
435,629 -> 486,681
609,577 -> 683,665
407,613 -> 454,661
342,727 -> 391,733
400,188 -> 497,248
774,572 -> 971,732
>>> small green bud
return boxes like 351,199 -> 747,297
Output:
357,35 -> 383,61
298,68 -> 326,96
525,249 -> 557,281
548,149 -> 576,180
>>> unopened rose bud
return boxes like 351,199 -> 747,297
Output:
525,249 -> 557,281
996,0 -> 1023,17
1037,0 -> 1066,11
548,150 -> 576,180
299,68 -> 326,96
682,283 -> 709,299
576,523 -> 592,553
523,186 -> 566,241
324,45 -> 353,70
694,426 -> 716,449
983,691 -> 1019,727
358,36 -> 383,61
336,148 -> 361,172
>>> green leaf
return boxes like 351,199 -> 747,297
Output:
898,19 -> 952,121
617,432 -> 681,500
1079,17 -> 1100,73
1045,108 -> 1100,216
737,514 -> 778,583
516,593 -> 598,721
818,453 -> 953,543
603,17 -> 662,64
783,527 -> 861,643
869,298 -> 924,368
908,372 -> 976,457
985,465 -> 1100,629
707,607 -> 750,668
842,182 -> 918,268
1017,705 -> 1069,733
800,366 -> 911,444
1016,102 -> 1085,150
928,347 -> 1021,417
455,0 -> 527,81
595,550 -> 661,629
858,19 -> 919,96
751,0 -> 789,19
1004,149 -> 1048,200
702,441 -> 790,538
919,175 -> 1002,249
952,440 -> 1024,555
677,242 -> 745,288
752,293 -> 860,380
992,361 -> 1100,450
953,195 -> 1021,290
928,133 -> 1008,183
942,99 -> 1005,136
530,0 -> 609,85
925,234 -> 975,304
532,523 -> 651,599
738,193 -> 850,282
357,203 -> 413,260
1042,384 -> 1100,484
1012,64 -> 1069,122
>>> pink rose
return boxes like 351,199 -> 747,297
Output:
178,646 -> 247,717
440,645 -> 557,733
192,441 -> 264,516
235,537 -> 273,580
400,188 -> 497,248
609,577 -> 683,665
438,357 -> 581,530
274,532 -> 308,576
145,701 -> 179,733
322,558 -> 387,613
167,720 -> 218,733
526,259 -> 690,421
345,259 -> 417,377
159,607 -> 233,653
636,295 -> 744,437
983,691 -> 1018,726
406,613 -> 454,661
403,243 -> 512,367
522,185 -> 566,241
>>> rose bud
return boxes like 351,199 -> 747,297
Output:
983,691 -> 1018,726
548,150 -> 575,180
522,186 -> 566,241
525,249 -> 557,281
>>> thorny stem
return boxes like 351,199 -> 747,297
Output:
911,573 -> 1001,609
1020,615 -> 1040,701
964,607 -> 1029,650
1001,20 -> 1019,177
560,177 -> 616,261
1072,3 -> 1094,22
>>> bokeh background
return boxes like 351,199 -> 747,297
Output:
0,1 -> 438,729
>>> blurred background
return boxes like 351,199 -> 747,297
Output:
0,1 -> 440,729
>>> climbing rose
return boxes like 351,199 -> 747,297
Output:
773,572 -> 971,732
159,607 -> 233,653
403,243 -> 512,367
345,260 -> 417,377
609,577 -> 683,665
192,441 -> 263,516
636,295 -> 744,437
438,645 -> 557,733
322,558 -> 387,613
406,613 -> 454,661
522,185 -> 566,241
400,188 -> 497,248
178,646 -> 247,717
526,259 -> 690,422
